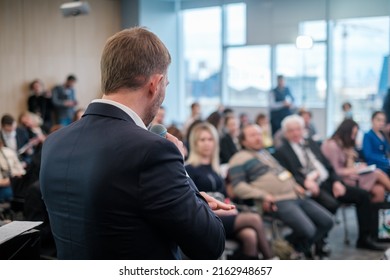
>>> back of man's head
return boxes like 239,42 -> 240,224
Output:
67,75 -> 77,82
101,27 -> 171,94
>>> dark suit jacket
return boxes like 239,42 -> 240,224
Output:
220,134 -> 238,164
0,127 -> 30,152
1,127 -> 31,165
40,102 -> 225,260
274,139 -> 340,187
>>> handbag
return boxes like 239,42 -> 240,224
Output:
270,217 -> 295,260
370,202 -> 390,242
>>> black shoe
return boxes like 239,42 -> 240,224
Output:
356,237 -> 384,251
315,242 -> 331,258
303,250 -> 315,260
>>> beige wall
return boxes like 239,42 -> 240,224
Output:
0,0 -> 121,120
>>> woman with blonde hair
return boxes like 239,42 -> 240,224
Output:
186,122 -> 274,259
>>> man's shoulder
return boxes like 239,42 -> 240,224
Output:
51,85 -> 64,93
275,141 -> 290,153
229,150 -> 254,164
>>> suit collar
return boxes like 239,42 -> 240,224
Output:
84,101 -> 147,129
91,99 -> 147,129
284,141 -> 303,168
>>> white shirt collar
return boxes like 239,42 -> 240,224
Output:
91,99 -> 147,130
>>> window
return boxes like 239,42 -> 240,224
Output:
224,3 -> 246,46
332,17 -> 389,131
276,43 -> 326,108
226,46 -> 270,106
182,7 -> 222,119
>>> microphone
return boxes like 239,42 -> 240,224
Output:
149,124 -> 167,138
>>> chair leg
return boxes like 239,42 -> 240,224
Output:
342,206 -> 350,245
271,219 -> 281,239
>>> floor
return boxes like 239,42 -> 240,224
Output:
2,205 -> 389,260
326,206 -> 389,260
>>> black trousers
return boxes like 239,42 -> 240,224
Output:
312,179 -> 371,240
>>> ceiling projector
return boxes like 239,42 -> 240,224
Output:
60,1 -> 90,17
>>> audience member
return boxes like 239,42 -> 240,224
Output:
27,79 -> 53,133
0,137 -> 26,203
72,108 -> 85,122
298,108 -> 319,141
239,112 -> 250,129
167,124 -> 184,141
186,122 -> 274,260
362,111 -> 390,175
222,107 -> 235,118
18,112 -> 46,141
51,75 -> 78,126
228,124 -> 333,258
342,102 -> 353,120
183,102 -> 202,137
255,113 -> 273,149
270,75 -> 295,135
272,129 -> 285,149
0,114 -> 33,167
150,106 -> 165,127
206,111 -> 224,135
321,119 -> 390,203
220,115 -> 240,164
382,88 -> 390,133
274,115 -> 383,251
184,119 -> 203,158
167,124 -> 188,158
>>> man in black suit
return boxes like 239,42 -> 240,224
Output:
274,115 -> 383,251
40,27 -> 230,260
220,115 -> 240,164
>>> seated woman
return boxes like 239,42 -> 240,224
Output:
362,111 -> 390,176
255,113 -> 273,149
185,122 -> 274,260
0,138 -> 26,203
321,118 -> 390,202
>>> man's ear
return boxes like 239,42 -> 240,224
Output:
148,74 -> 164,97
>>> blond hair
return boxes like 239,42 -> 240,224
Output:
186,122 -> 220,173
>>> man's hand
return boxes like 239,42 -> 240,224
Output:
294,184 -> 306,196
0,178 -> 11,186
332,181 -> 346,198
213,208 -> 239,216
304,178 -> 320,196
262,194 -> 277,212
166,133 -> 187,158
200,192 -> 236,211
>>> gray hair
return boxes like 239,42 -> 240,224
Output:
281,114 -> 305,133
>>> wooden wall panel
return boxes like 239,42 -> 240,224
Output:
0,0 -> 121,120
0,0 -> 25,117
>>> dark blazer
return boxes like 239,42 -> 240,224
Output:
1,127 -> 31,163
1,127 -> 30,151
40,102 -> 225,260
274,138 -> 340,187
362,129 -> 390,174
220,134 -> 238,164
